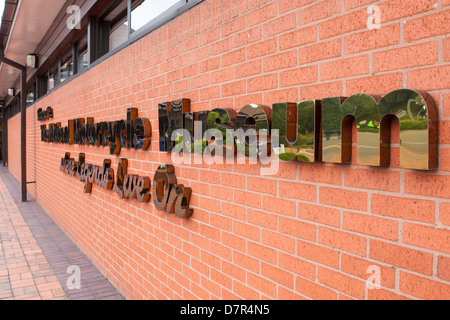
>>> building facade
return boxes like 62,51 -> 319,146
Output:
1,0 -> 449,300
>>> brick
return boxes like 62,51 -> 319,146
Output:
439,121 -> 450,144
261,262 -> 294,289
222,232 -> 247,252
278,180 -> 316,202
199,27 -> 220,46
341,254 -> 396,289
233,220 -> 260,242
344,24 -> 400,54
247,74 -> 278,92
369,239 -> 433,275
280,66 -> 318,88
191,73 -> 210,89
232,280 -> 260,300
298,0 -> 340,26
404,10 -> 450,42
438,256 -> 450,282
247,176 -> 277,195
263,50 -> 297,73
442,148 -> 450,173
279,217 -> 316,241
298,202 -> 340,227
318,267 -> 366,299
300,81 -> 343,101
234,190 -> 261,208
247,2 -> 277,27
221,202 -> 246,221
371,194 -> 435,223
264,88 -> 298,106
278,252 -> 316,280
247,208 -> 277,230
403,223 -> 450,254
441,203 -> 450,227
319,187 -> 367,211
298,163 -> 341,185
221,48 -> 246,68
373,42 -> 438,72
262,229 -> 296,254
400,272 -> 450,300
263,13 -> 296,38
407,65 -> 450,91
221,80 -> 246,97
346,72 -> 403,96
344,0 -> 377,10
233,26 -> 261,48
368,289 -> 410,300
321,55 -> 369,81
444,38 -> 450,62
319,8 -> 367,39
295,276 -> 337,300
343,211 -> 398,241
235,59 -> 262,79
279,0 -> 316,13
199,85 -> 221,100
210,185 -> 232,201
211,67 -> 234,84
278,287 -> 308,300
279,26 -> 317,51
298,39 -> 341,64
379,0 -> 436,23
221,16 -> 246,38
344,168 -> 400,192
405,172 -> 450,199
247,241 -> 277,265
262,195 -> 296,216
247,272 -> 277,298
233,251 -> 260,274
220,172 -> 245,189
297,239 -> 340,269
211,37 -> 233,56
318,227 -> 367,256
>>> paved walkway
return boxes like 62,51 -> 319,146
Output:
0,166 -> 124,300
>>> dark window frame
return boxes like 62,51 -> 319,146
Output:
29,0 -> 204,105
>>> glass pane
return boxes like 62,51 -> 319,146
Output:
48,73 -> 55,91
78,34 -> 89,71
27,91 -> 35,104
61,51 -> 74,82
110,21 -> 128,51
131,0 -> 179,33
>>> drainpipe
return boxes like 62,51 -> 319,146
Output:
0,51 -> 27,202
1,100 -> 5,167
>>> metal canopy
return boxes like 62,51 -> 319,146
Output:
0,0 -> 66,100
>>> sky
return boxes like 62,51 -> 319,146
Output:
0,0 -> 4,20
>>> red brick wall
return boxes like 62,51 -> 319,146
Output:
8,0 -> 450,300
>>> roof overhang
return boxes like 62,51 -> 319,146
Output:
0,0 -> 66,101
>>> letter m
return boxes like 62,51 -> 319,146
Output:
158,99 -> 190,152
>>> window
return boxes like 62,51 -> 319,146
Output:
102,0 -> 128,51
48,70 -> 56,92
78,34 -> 89,72
27,82 -> 37,105
100,0 -> 195,56
60,50 -> 74,83
130,0 -> 179,34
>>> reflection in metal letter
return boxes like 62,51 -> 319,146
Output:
234,104 -> 272,157
272,100 -> 322,162
322,89 -> 437,170
153,165 -> 177,211
158,99 -> 190,152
